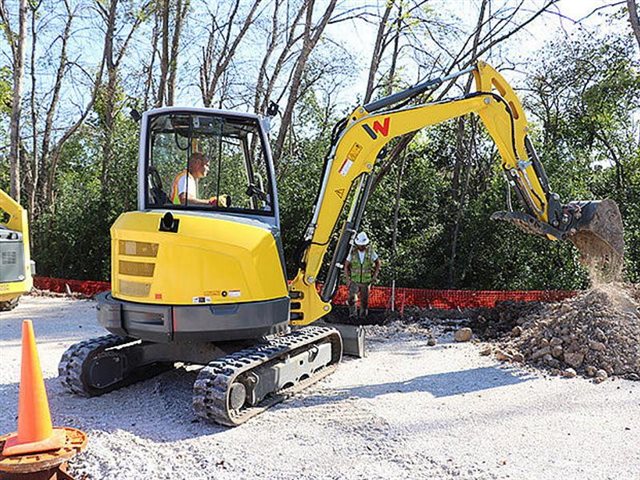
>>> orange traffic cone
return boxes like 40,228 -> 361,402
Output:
2,320 -> 66,456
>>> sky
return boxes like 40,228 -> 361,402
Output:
329,0 -> 624,108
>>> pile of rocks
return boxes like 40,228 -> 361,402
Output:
492,283 -> 640,382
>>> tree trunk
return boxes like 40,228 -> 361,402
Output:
27,0 -> 42,220
628,0 -> 640,51
8,0 -> 27,202
156,0 -> 170,107
273,0 -> 337,166
167,0 -> 189,106
364,2 -> 393,104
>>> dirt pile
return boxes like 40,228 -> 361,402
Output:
493,283 -> 640,381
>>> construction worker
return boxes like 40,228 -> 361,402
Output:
344,231 -> 381,319
170,152 -> 229,207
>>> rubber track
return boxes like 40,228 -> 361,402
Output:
58,335 -> 130,396
193,326 -> 342,427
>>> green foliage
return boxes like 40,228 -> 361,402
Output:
32,103 -> 140,281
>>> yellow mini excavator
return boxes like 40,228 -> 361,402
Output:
59,61 -> 624,426
0,188 -> 34,311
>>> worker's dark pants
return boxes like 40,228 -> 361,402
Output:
348,282 -> 370,318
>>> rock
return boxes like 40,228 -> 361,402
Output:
531,346 -> 551,360
563,352 -> 585,369
427,337 -> 437,346
538,338 -> 550,349
594,369 -> 608,383
563,368 -> 577,378
479,347 -> 492,356
586,365 -> 597,377
511,326 -> 523,337
550,337 -> 563,346
495,350 -> 512,362
551,345 -> 563,358
544,354 -> 560,368
454,328 -> 472,342
589,340 -> 606,352
512,353 -> 525,363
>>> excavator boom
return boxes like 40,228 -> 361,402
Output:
289,61 -> 624,325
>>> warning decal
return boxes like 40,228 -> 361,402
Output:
338,158 -> 353,176
193,296 -> 212,304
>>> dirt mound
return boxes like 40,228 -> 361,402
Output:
495,283 -> 640,381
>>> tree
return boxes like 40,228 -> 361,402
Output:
0,0 -> 27,201
198,0 -> 262,108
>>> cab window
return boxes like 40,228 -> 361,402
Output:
146,112 -> 274,215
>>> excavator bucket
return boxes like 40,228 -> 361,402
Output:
491,199 -> 624,283
567,199 -> 625,283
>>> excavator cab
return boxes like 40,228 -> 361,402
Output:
144,110 -> 276,215
100,108 -> 292,342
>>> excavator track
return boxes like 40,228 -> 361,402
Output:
58,334 -> 173,397
193,326 -> 342,426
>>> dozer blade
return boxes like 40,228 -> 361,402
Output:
567,199 -> 624,283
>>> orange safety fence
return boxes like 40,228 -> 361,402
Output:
34,276 -> 110,297
332,285 -> 575,310
33,276 -> 574,310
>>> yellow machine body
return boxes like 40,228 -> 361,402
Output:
0,188 -> 33,305
111,211 -> 287,306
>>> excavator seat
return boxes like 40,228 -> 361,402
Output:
148,166 -> 170,205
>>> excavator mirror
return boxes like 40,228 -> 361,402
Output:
266,102 -> 279,117
130,109 -> 141,122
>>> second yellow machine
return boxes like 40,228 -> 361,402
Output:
59,62 -> 623,426
0,188 -> 34,311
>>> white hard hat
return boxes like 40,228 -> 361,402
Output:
354,231 -> 370,246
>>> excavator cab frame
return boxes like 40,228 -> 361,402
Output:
141,108 -> 279,221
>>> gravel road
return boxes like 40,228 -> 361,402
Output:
1,296 -> 639,479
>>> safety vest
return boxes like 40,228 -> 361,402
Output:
170,170 -> 194,205
349,246 -> 375,284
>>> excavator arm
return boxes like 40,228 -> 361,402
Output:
289,61 -> 624,326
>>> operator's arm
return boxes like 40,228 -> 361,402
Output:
179,192 -> 210,206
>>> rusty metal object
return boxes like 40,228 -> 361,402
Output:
0,427 -> 87,479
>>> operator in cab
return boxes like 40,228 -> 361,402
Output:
170,152 -> 229,207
